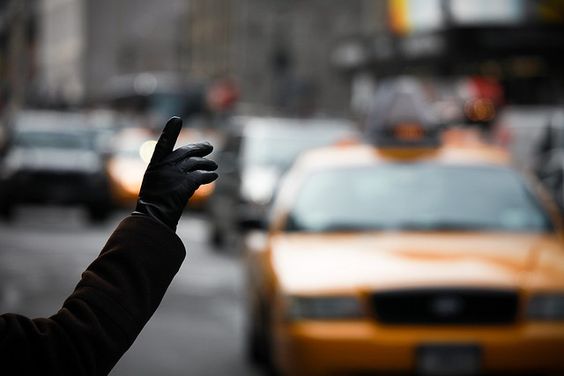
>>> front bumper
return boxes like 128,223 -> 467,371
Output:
278,321 -> 564,375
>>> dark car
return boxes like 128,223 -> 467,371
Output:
0,111 -> 112,221
207,116 -> 358,250
531,108 -> 564,209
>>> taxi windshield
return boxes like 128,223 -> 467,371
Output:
286,164 -> 553,233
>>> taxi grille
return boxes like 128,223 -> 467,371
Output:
371,288 -> 519,325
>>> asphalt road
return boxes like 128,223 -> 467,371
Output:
0,206 -> 260,376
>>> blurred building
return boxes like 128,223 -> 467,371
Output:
185,0 -> 232,80
19,0 -> 563,120
6,0 -> 390,118
0,0 -> 38,110
37,0 -> 188,105
38,0 -> 83,106
336,0 -> 564,111
1,0 -> 387,118
0,0 -> 38,147
185,0 -> 384,116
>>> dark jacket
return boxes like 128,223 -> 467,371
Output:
0,215 -> 185,375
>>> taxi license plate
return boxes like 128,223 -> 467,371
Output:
416,344 -> 481,376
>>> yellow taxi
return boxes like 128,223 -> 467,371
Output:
106,127 -> 215,209
243,127 -> 564,376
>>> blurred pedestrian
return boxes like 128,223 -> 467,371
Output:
0,117 -> 218,375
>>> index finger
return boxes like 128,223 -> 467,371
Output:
151,117 -> 183,163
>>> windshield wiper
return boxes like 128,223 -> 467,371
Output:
317,223 -> 388,232
393,222 -> 494,232
288,222 -> 497,233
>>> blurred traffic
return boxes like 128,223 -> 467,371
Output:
208,116 -> 359,250
2,0 -> 564,375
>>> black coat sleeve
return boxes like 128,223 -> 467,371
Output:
0,215 -> 186,376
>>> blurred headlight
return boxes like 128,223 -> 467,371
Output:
288,296 -> 364,320
241,167 -> 279,205
139,140 -> 157,164
107,159 -> 144,196
118,174 -> 142,196
527,294 -> 564,320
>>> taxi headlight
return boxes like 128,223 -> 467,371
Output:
527,294 -> 564,320
288,296 -> 364,320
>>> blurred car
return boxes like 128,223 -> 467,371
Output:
243,128 -> 564,375
106,126 -> 216,209
105,127 -> 151,207
523,107 -> 564,209
0,111 -> 111,221
207,116 -> 359,249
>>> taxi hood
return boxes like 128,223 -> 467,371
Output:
270,232 -> 564,294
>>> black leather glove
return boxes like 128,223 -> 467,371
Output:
134,117 -> 218,231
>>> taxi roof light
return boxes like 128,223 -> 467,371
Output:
365,79 -> 443,150
368,121 -> 442,150
393,122 -> 425,142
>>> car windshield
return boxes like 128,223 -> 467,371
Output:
286,164 -> 553,233
14,131 -> 93,150
115,138 -> 147,158
243,127 -> 352,170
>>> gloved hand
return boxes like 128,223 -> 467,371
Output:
134,117 -> 218,231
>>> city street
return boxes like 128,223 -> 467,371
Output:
2,0 -> 564,374
0,206 -> 260,376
